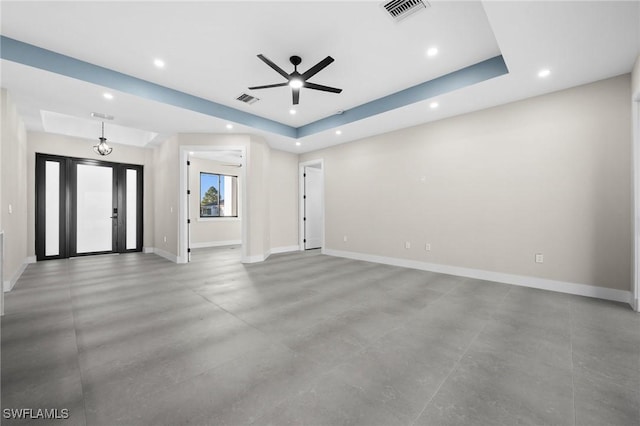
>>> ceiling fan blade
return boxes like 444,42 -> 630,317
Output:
257,54 -> 290,80
248,82 -> 289,90
304,82 -> 342,93
292,88 -> 300,105
302,56 -> 335,80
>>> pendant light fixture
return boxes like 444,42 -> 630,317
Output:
94,122 -> 113,156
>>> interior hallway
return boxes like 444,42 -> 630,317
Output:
1,247 -> 639,425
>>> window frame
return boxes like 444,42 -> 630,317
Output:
199,171 -> 239,219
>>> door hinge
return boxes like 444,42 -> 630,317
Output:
187,189 -> 191,195
304,239 -> 306,243
188,248 -> 191,253
304,173 -> 306,177
187,219 -> 191,224
187,161 -> 191,166
303,217 -> 306,221
303,195 -> 306,199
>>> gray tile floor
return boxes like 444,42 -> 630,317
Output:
2,246 -> 639,426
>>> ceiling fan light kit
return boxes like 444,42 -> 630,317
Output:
249,54 -> 342,105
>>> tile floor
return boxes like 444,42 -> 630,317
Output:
1,247 -> 639,425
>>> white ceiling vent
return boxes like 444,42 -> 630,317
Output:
382,0 -> 429,22
236,93 -> 260,105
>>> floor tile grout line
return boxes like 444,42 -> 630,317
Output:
408,284 -> 514,426
189,286 -> 292,339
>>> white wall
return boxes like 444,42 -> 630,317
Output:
189,156 -> 241,247
269,149 -> 299,251
152,134 -> 180,259
302,74 -> 632,294
26,132 -> 155,257
0,90 -> 28,291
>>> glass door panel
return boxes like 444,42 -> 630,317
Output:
44,161 -> 60,256
75,164 -> 113,254
126,169 -> 137,250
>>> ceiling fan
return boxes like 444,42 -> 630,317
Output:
249,54 -> 342,105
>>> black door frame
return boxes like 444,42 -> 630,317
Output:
35,153 -> 143,260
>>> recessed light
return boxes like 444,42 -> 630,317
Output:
226,124 -> 233,129
335,130 -> 342,135
289,109 -> 297,115
103,92 -> 113,100
426,47 -> 438,57
429,101 -> 439,109
538,68 -> 551,78
295,142 -> 301,146
154,59 -> 165,68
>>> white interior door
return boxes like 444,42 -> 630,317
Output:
76,163 -> 113,254
304,166 -> 323,249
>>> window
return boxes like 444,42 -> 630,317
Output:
200,172 -> 238,218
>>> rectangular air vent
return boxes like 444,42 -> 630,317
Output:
382,0 -> 429,22
91,112 -> 114,120
236,93 -> 260,105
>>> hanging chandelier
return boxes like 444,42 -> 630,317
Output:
94,122 -> 113,156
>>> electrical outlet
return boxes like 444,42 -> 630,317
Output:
8,204 -> 12,214
343,236 -> 348,242
425,243 -> 431,251
164,236 -> 167,243
405,241 -> 411,249
535,253 -> 544,263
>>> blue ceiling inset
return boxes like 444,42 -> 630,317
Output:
0,36 -> 508,139
297,56 -> 508,137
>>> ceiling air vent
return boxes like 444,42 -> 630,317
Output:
236,93 -> 260,105
382,0 -> 429,22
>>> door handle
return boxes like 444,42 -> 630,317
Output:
110,215 -> 118,219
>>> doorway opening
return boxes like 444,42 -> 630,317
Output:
299,159 -> 324,251
179,146 -> 247,264
35,153 -> 143,260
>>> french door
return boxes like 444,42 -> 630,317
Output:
35,154 -> 143,260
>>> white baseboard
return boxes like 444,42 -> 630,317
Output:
27,256 -> 36,264
190,240 -> 242,249
242,245 -> 301,264
152,247 -> 179,263
143,247 -> 154,254
324,248 -> 633,306
270,245 -> 300,254
242,253 -> 268,263
3,259 -> 29,292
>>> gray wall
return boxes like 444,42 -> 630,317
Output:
302,74 -> 632,292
